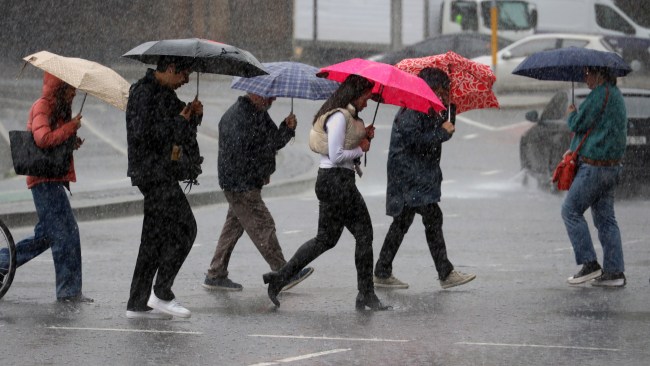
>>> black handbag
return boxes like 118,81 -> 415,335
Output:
9,130 -> 75,177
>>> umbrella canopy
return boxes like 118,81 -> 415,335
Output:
231,61 -> 338,100
317,58 -> 445,115
395,51 -> 499,114
512,47 -> 631,82
122,38 -> 267,78
22,50 -> 130,111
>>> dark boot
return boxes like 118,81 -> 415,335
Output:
262,271 -> 290,307
263,239 -> 323,307
355,292 -> 391,311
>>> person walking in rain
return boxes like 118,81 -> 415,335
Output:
0,73 -> 91,303
262,74 -> 390,311
202,92 -> 313,291
125,56 -> 203,319
563,66 -> 627,287
373,67 -> 476,290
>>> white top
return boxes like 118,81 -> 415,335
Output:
319,111 -> 364,170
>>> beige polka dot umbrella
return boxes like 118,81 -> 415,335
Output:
22,50 -> 130,111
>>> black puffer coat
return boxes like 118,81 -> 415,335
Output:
218,96 -> 294,192
126,69 -> 200,186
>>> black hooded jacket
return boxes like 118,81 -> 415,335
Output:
126,69 -> 200,186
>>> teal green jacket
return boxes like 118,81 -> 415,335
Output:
568,83 -> 627,160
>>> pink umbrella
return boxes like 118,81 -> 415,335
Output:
317,58 -> 445,119
395,51 -> 499,114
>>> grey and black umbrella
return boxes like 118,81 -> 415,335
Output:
123,38 -> 268,95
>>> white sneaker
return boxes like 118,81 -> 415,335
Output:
147,294 -> 191,318
373,274 -> 409,289
440,270 -> 476,289
126,309 -> 173,320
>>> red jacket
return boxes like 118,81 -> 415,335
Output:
26,73 -> 79,188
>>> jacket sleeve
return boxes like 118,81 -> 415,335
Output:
397,110 -> 451,154
266,116 -> 295,152
568,87 -> 605,133
126,85 -> 192,150
30,100 -> 78,149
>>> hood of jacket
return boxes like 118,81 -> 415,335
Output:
41,72 -> 66,108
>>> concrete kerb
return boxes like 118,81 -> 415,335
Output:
0,171 -> 317,229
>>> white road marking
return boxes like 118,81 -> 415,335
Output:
480,170 -> 502,176
462,133 -> 479,140
455,341 -> 619,352
282,230 -> 302,234
47,326 -> 202,335
0,118 -> 10,143
197,131 -> 218,144
249,334 -> 409,342
457,115 -> 530,131
248,348 -> 351,366
82,117 -> 128,156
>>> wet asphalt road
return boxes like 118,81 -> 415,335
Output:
1,76 -> 650,365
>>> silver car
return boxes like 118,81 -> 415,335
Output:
473,33 -> 615,92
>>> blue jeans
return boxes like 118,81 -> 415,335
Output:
561,162 -> 624,273
0,182 -> 82,298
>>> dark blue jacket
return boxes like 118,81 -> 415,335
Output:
386,108 -> 452,217
218,96 -> 294,192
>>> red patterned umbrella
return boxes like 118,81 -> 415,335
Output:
395,51 -> 499,114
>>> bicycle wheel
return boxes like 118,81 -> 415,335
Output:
0,219 -> 17,299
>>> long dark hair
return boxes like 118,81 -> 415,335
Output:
50,83 -> 73,129
313,74 -> 374,125
586,66 -> 617,86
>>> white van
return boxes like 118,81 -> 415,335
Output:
535,0 -> 650,38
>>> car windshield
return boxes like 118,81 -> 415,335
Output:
480,1 -> 533,30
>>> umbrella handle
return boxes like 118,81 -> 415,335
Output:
78,93 -> 88,114
196,73 -> 200,99
16,61 -> 29,80
291,98 -> 294,114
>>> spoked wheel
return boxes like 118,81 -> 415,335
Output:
0,219 -> 17,299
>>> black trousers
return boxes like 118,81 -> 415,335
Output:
375,203 -> 453,280
127,182 -> 196,311
279,168 -> 375,294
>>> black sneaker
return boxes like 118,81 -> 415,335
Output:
591,272 -> 626,287
202,276 -> 243,291
281,267 -> 314,292
567,261 -> 602,285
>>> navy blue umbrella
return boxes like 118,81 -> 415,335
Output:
512,47 -> 631,103
512,46 -> 631,82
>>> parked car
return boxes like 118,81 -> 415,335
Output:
367,32 -> 512,65
604,35 -> 650,74
472,33 -> 616,92
520,87 -> 650,195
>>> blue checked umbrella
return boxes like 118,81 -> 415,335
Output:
231,61 -> 339,112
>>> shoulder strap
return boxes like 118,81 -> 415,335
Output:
575,85 -> 609,154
